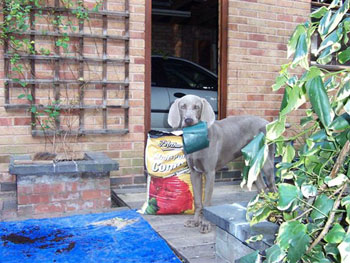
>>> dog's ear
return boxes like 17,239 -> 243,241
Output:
200,98 -> 215,127
168,99 -> 181,128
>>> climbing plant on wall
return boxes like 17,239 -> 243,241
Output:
242,0 -> 350,262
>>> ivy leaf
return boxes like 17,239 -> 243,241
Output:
277,221 -> 310,263
266,116 -> 286,141
301,183 -> 317,198
337,81 -> 350,101
338,47 -> 350,64
311,6 -> 328,19
329,114 -> 350,131
282,143 -> 295,163
247,144 -> 268,191
318,0 -> 349,38
17,94 -> 26,99
306,76 -> 333,127
272,74 -> 288,91
310,194 -> 334,221
277,183 -> 301,211
291,31 -> 309,69
317,25 -> 343,55
280,85 -> 307,116
324,223 -> 346,244
264,244 -> 286,263
288,24 -> 307,58
338,232 -> 350,262
325,174 -> 348,187
237,250 -> 261,263
250,206 -> 273,225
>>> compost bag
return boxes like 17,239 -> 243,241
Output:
141,130 -> 194,215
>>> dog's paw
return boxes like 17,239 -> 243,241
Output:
184,219 -> 199,228
199,221 -> 212,234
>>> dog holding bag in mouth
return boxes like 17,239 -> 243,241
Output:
168,94 -> 277,233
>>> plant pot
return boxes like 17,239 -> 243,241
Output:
9,152 -> 119,218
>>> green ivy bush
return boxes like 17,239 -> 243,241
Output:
242,0 -> 350,262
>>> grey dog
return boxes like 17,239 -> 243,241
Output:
168,94 -> 276,233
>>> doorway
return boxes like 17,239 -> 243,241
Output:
145,0 -> 227,131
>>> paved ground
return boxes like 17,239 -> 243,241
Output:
114,182 -> 258,263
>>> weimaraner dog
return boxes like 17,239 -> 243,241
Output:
168,94 -> 276,233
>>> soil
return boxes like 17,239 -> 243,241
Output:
1,227 -> 76,255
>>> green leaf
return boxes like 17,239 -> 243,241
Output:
282,143 -> 295,163
324,223 -> 346,244
306,76 -> 333,127
266,116 -> 286,141
319,0 -> 350,38
247,144 -> 269,191
318,25 -> 343,55
292,32 -> 309,69
250,206 -> 273,225
310,194 -> 335,221
272,74 -> 288,91
329,113 -> 350,131
277,221 -> 310,263
317,46 -> 334,65
325,173 -> 348,187
264,244 -> 286,263
338,47 -> 350,64
277,183 -> 300,211
17,94 -> 26,99
301,183 -> 317,198
280,85 -> 307,116
237,251 -> 261,263
242,132 -> 265,163
338,232 -> 350,262
311,6 -> 328,19
341,195 -> 350,207
287,24 -> 307,58
337,81 -> 350,101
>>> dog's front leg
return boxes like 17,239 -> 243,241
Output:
199,171 -> 215,233
184,171 -> 202,228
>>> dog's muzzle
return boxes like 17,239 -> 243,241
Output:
184,118 -> 194,127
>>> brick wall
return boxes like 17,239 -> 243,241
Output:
0,0 -> 146,219
227,0 -> 311,124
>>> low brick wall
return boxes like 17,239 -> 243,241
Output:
204,203 -> 278,262
4,152 -> 118,220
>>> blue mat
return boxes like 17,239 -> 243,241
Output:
0,209 -> 181,263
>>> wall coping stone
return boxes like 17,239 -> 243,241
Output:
9,152 -> 119,176
203,202 -> 278,253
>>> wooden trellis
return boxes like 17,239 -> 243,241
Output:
3,0 -> 130,136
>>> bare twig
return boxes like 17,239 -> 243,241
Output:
306,183 -> 347,254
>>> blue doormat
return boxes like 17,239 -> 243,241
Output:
0,209 -> 181,263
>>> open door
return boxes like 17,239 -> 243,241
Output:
145,0 -> 227,133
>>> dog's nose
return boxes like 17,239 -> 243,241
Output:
184,118 -> 194,126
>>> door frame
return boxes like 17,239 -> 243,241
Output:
144,0 -> 228,135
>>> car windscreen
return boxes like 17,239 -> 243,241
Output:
160,59 -> 217,91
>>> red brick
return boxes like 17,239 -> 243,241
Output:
18,185 -> 33,195
33,183 -> 65,194
64,182 -> 78,192
14,118 -> 32,126
0,118 -> 12,126
249,34 -> 266,42
239,41 -> 258,48
0,173 -> 16,183
51,192 -> 80,202
18,194 -> 50,205
34,203 -> 64,214
81,190 -> 101,200
247,95 -> 264,101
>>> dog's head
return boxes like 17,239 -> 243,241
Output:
168,94 -> 215,129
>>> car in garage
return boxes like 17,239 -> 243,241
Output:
151,55 -> 218,129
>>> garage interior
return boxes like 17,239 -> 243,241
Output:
152,0 -> 219,74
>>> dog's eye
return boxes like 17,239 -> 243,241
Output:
180,104 -> 186,109
193,105 -> 200,110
